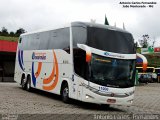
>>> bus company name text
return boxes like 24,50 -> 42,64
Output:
32,52 -> 46,60
104,52 -> 125,59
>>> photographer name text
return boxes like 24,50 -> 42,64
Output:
119,1 -> 157,8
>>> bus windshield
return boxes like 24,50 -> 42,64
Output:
90,54 -> 136,88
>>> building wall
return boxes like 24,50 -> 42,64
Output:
0,52 -> 16,82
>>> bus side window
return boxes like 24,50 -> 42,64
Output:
48,28 -> 70,51
73,49 -> 88,79
18,37 -> 23,50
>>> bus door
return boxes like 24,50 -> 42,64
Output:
72,75 -> 83,100
73,49 -> 87,100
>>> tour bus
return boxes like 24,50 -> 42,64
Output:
155,68 -> 160,82
14,22 -> 137,106
136,67 -> 156,82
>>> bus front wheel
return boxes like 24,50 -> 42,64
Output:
61,83 -> 69,103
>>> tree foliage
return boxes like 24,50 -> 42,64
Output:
138,34 -> 155,48
0,27 -> 26,37
1,27 -> 8,36
15,28 -> 25,37
138,34 -> 149,48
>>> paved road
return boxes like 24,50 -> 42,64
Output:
0,83 -> 160,120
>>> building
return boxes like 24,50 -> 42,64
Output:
0,40 -> 17,82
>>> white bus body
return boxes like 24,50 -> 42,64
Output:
14,22 -> 136,105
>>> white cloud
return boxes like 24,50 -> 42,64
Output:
0,0 -> 160,44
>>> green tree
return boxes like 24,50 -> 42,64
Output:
15,28 -> 26,37
1,27 -> 8,36
9,31 -> 15,37
138,34 -> 155,48
138,34 -> 149,48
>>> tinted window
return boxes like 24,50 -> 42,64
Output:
146,68 -> 154,72
136,68 -> 143,73
72,26 -> 87,48
39,32 -> 50,49
155,69 -> 160,73
90,54 -> 136,88
19,27 -> 70,50
18,37 -> 22,49
87,27 -> 135,54
48,28 -> 70,49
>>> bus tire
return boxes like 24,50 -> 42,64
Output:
61,83 -> 69,103
26,75 -> 31,91
21,75 -> 26,90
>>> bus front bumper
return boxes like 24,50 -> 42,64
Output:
81,86 -> 135,106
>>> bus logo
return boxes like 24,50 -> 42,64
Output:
104,51 -> 125,59
104,52 -> 110,56
32,52 -> 46,60
31,50 -> 59,90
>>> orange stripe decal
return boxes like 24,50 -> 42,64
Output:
35,62 -> 42,78
43,50 -> 59,91
86,51 -> 92,62
43,60 -> 55,84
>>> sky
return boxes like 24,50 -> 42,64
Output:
0,0 -> 160,46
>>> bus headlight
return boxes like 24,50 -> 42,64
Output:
127,99 -> 133,103
85,94 -> 94,99
86,95 -> 89,99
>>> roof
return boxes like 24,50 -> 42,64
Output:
72,22 -> 130,33
0,40 -> 17,52
21,21 -> 130,36
22,23 -> 71,36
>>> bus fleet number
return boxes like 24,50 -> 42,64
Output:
99,86 -> 109,92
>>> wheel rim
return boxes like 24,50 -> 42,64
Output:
27,81 -> 30,90
63,87 -> 69,98
22,79 -> 25,88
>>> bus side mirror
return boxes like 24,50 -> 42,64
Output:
136,53 -> 148,71
77,44 -> 92,63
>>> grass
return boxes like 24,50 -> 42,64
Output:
0,36 -> 18,42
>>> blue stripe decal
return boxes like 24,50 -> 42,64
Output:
18,50 -> 24,71
32,62 -> 36,87
21,50 -> 24,65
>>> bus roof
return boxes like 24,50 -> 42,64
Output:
72,22 -> 130,33
21,21 -> 130,36
136,67 -> 155,68
21,23 -> 71,36
155,68 -> 160,69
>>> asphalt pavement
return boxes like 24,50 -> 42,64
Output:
0,83 -> 160,120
